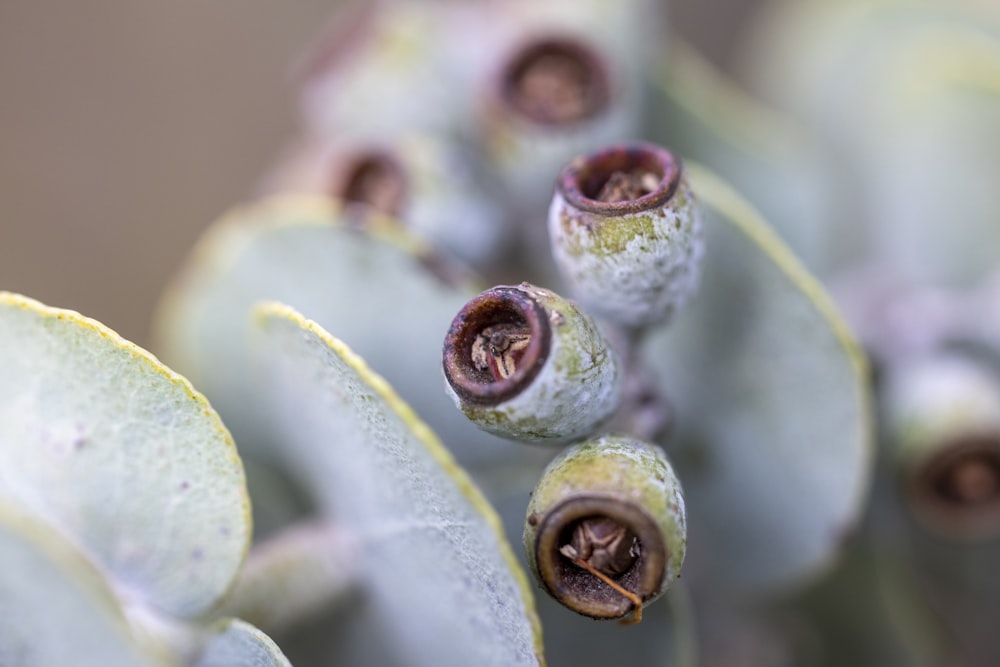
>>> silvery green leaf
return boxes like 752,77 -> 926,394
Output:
741,0 -> 1000,286
0,504 -> 164,667
0,292 -> 251,619
640,166 -> 872,596
646,40 -> 845,275
193,619 -> 291,667
153,196 -> 513,470
249,302 -> 543,667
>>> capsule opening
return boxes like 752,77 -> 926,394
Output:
908,433 -> 1000,540
442,286 -> 551,406
535,496 -> 666,620
558,142 -> 681,216
501,37 -> 611,126
336,150 -> 407,217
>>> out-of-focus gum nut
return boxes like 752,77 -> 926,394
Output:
477,34 -> 642,219
523,435 -> 686,621
297,2 -> 485,140
548,142 -> 704,329
883,352 -> 1000,540
259,133 -> 509,268
442,283 -> 622,445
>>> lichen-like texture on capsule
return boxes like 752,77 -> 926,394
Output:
523,435 -> 685,622
442,283 -> 622,444
548,141 -> 704,328
883,353 -> 1000,540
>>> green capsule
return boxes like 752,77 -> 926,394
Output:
548,142 -> 704,329
883,353 -> 1000,540
523,435 -> 686,622
442,283 -> 622,444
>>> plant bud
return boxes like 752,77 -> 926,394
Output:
442,283 -> 622,444
883,353 -> 1000,540
523,435 -> 686,622
548,142 -> 703,328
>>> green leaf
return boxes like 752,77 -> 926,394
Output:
646,40 -> 845,276
639,166 -> 873,596
0,503 -> 163,667
249,302 -> 543,667
153,196 -> 513,470
0,292 -> 251,619
740,1 -> 1000,286
193,619 -> 292,667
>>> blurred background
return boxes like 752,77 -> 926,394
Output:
0,0 -> 759,346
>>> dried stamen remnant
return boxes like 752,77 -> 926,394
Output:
471,323 -> 532,381
595,170 -> 661,203
560,517 -> 644,624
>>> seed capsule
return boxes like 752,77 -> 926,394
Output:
260,133 -> 508,267
477,35 -> 641,271
442,283 -> 622,444
883,353 -> 1000,540
548,142 -> 704,329
523,435 -> 686,622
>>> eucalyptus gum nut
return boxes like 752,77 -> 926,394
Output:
298,2 -> 498,141
882,353 -> 1000,540
523,435 -> 686,620
548,142 -> 704,328
476,33 -> 642,256
442,283 -> 623,444
260,132 -> 509,268
297,3 -> 451,138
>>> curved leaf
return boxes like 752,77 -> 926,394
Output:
250,302 -> 543,667
0,292 -> 251,618
0,504 -> 162,667
741,0 -> 1000,286
640,166 -> 872,596
152,196 -> 514,470
194,619 -> 292,667
646,40 -> 845,276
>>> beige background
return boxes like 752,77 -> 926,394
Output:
0,0 -> 758,346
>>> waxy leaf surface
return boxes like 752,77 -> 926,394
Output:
647,41 -> 843,276
154,196 -> 513,469
0,292 -> 251,618
640,166 -> 872,596
249,302 -> 543,667
194,619 -> 292,667
741,0 -> 1000,286
0,504 -> 161,667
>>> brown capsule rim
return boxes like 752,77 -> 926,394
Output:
442,285 -> 552,407
557,142 -> 682,217
906,433 -> 1000,540
534,495 -> 667,620
498,35 -> 613,128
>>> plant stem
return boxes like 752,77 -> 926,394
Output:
215,519 -> 360,635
